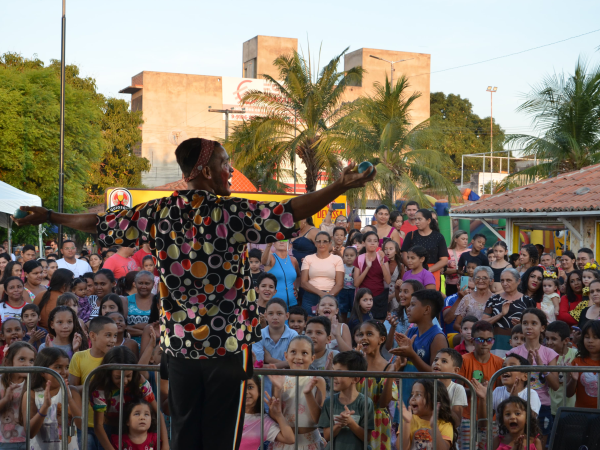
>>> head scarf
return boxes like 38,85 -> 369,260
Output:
183,139 -> 217,182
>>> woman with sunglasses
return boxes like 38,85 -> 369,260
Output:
482,267 -> 536,357
300,231 -> 344,316
262,240 -> 301,310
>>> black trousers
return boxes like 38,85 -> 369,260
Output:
165,346 -> 253,450
371,290 -> 390,320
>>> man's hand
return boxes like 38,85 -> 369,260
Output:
337,163 -> 377,191
11,206 -> 49,227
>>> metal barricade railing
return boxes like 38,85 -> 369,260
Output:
485,365 -> 600,450
81,364 -> 162,450
255,368 -> 479,450
0,367 -> 70,450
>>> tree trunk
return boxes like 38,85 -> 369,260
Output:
298,143 -> 320,193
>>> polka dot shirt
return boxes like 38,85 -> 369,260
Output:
96,190 -> 298,359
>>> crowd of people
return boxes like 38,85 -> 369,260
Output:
1,199 -> 600,450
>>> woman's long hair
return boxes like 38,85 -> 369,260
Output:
519,266 -> 544,304
0,262 -> 21,285
413,379 -> 457,450
89,347 -> 143,401
37,269 -> 74,314
565,270 -> 584,304
417,209 -> 440,232
47,305 -> 89,351
448,230 -> 468,250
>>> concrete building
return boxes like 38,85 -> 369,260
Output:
120,35 -> 431,189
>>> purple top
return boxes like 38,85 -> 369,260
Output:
403,269 -> 436,287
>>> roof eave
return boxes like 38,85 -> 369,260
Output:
450,210 -> 600,219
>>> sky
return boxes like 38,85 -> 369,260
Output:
2,0 -> 599,139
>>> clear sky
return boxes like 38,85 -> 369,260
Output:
2,0 -> 599,138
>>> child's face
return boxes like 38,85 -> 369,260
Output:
392,215 -> 403,230
408,382 -> 429,416
333,230 -> 346,246
545,331 -> 567,354
521,313 -> 544,341
466,263 -> 478,278
582,271 -> 596,287
11,347 -> 35,378
305,323 -> 330,354
256,279 -> 275,302
1,320 -> 24,345
398,284 -> 414,306
493,246 -> 506,261
500,356 -> 527,390
40,261 -> 48,278
47,262 -> 57,279
332,363 -> 359,392
143,260 -> 156,272
265,304 -> 288,329
90,323 -> 118,354
317,297 -> 338,319
101,300 -> 119,316
460,321 -> 474,342
509,332 -> 524,348
472,237 -> 486,252
355,241 -> 365,252
85,278 -> 96,297
590,283 -> 600,306
343,249 -> 357,266
473,330 -> 494,355
68,300 -> 80,315
245,378 -> 260,410
72,282 -> 87,298
44,356 -> 70,389
583,328 -> 600,357
364,234 -> 378,253
356,322 -> 384,355
288,314 -> 306,335
21,310 -> 39,330
358,294 -> 373,313
248,257 -> 261,273
432,352 -> 459,375
108,313 -> 126,333
502,403 -> 526,435
542,279 -> 557,295
128,404 -> 152,433
383,242 -> 396,261
406,297 -> 426,324
488,253 -> 496,262
405,251 -> 423,270
284,339 -> 314,370
111,370 -> 133,388
51,311 -> 74,340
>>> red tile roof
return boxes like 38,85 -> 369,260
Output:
451,163 -> 600,215
154,168 -> 257,192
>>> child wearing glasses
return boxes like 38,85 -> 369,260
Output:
457,320 -> 503,448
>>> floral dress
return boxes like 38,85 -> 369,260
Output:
356,376 -> 397,450
454,293 -> 487,320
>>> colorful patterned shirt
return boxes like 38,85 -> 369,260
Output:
96,191 -> 297,359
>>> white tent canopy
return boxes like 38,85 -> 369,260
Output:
0,180 -> 44,257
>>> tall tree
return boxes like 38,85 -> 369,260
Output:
502,57 -> 600,187
227,48 -> 363,192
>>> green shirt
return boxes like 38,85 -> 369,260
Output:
550,347 -> 578,415
317,392 -> 375,450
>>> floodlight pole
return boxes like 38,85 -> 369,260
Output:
369,55 -> 414,89
58,0 -> 66,254
208,108 -> 245,140
486,86 -> 497,194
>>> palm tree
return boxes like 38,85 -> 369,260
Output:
329,75 -> 459,208
226,48 -> 363,193
502,57 -> 600,187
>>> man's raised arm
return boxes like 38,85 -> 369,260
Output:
12,207 -> 98,234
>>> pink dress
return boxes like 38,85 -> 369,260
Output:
240,413 -> 281,450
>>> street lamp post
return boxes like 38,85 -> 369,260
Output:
486,86 -> 497,194
369,55 -> 414,89
58,0 -> 66,255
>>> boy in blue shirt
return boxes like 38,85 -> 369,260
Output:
253,298 -> 298,367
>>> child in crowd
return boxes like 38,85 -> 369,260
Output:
21,347 -> 82,450
347,288 -> 374,337
384,240 -> 404,311
56,292 -> 88,338
112,400 -> 159,450
507,309 -> 559,447
252,298 -> 298,368
99,294 -> 127,318
288,306 -> 307,335
255,273 -> 277,328
306,317 -> 337,394
356,320 -> 399,450
317,296 -> 352,352
82,272 -> 96,298
248,249 -> 263,289
567,320 -> 600,408
402,246 -> 436,289
570,266 -> 600,323
39,305 -> 87,359
88,269 -> 123,322
141,255 -> 160,295
432,348 -> 468,428
458,234 -> 488,272
90,347 -> 167,450
339,247 -> 357,322
541,273 -> 560,323
22,303 -> 47,350
71,277 -> 92,324
495,397 -> 542,450
332,226 -> 346,257
545,320 -> 577,416
0,342 -> 36,449
240,374 -> 294,450
347,232 -> 364,253
106,311 -> 140,359
0,318 -> 25,364
1,276 -> 27,322
458,320 -> 503,449
385,280 -> 425,350
509,325 -> 525,348
269,335 -> 327,449
69,316 -> 118,449
398,379 -> 456,450
318,351 -> 375,450
454,315 -> 477,355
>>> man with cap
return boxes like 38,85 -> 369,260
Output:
13,138 -> 376,450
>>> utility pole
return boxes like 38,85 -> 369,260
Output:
58,0 -> 66,255
486,86 -> 497,194
369,55 -> 414,90
208,107 -> 245,140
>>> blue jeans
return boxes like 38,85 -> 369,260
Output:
337,288 -> 355,314
301,291 -> 323,316
77,427 -> 103,450
0,443 -> 26,450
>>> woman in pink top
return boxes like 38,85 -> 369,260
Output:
445,230 -> 469,296
301,231 -> 344,316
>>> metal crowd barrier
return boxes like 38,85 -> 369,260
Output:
485,365 -> 600,450
0,367 -> 71,450
81,364 -> 162,450
255,368 -> 479,450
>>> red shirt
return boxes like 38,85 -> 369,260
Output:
557,294 -> 582,326
111,432 -> 157,450
353,255 -> 387,296
571,357 -> 600,408
132,248 -> 158,276
454,340 -> 468,355
102,254 -> 140,279
400,220 -> 418,236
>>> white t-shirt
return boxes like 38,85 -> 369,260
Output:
0,301 -> 27,323
447,381 -> 468,407
56,258 -> 92,278
492,385 -> 541,415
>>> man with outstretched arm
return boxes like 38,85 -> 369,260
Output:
13,138 -> 376,450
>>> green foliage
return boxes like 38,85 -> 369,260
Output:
226,47 -> 364,192
501,57 -> 600,187
330,76 -> 460,208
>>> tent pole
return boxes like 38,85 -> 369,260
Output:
7,220 -> 12,261
38,225 -> 44,259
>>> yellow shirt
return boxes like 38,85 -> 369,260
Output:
69,349 -> 103,428
409,415 -> 453,449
